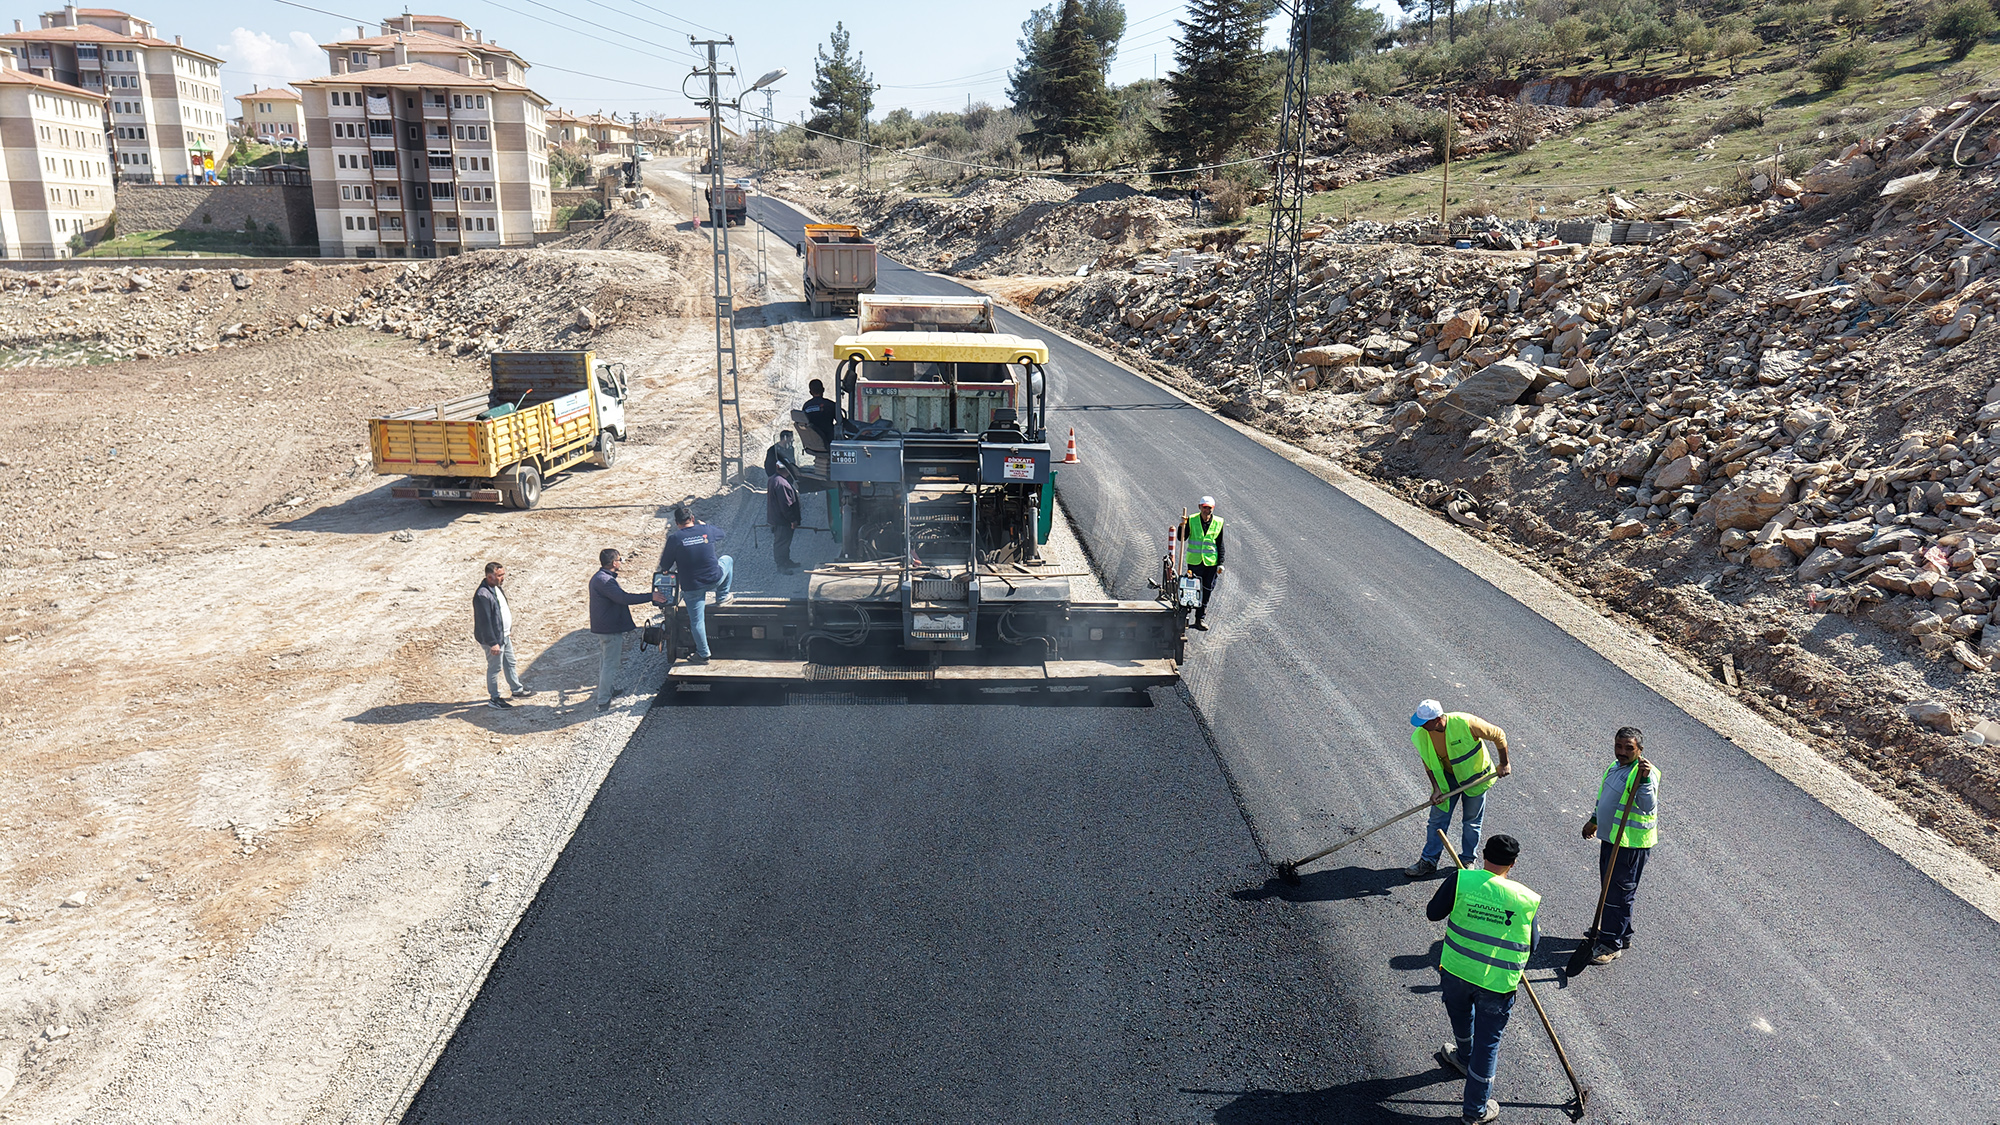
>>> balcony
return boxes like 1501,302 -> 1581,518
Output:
370,161 -> 400,181
378,225 -> 407,242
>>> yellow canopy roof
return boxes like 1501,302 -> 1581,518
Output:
834,331 -> 1049,366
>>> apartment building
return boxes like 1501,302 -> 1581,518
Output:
320,14 -> 528,83
0,54 -> 113,257
548,109 -> 634,157
0,6 -> 225,182
237,87 -> 301,144
296,56 -> 551,257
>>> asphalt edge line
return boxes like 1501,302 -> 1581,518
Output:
994,294 -> 2000,927
381,652 -> 672,1123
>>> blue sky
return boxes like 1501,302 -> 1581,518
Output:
97,0 -> 1395,123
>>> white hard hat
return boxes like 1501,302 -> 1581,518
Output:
1199,496 -> 1215,507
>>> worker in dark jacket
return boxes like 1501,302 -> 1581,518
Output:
800,379 -> 838,448
590,548 -> 663,712
473,561 -> 534,709
768,465 -> 802,574
1177,496 -> 1224,630
658,506 -> 733,665
764,430 -> 799,482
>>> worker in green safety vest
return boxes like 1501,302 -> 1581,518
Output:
1177,496 -> 1224,631
1406,699 -> 1514,879
1581,725 -> 1659,965
1427,832 -> 1539,1125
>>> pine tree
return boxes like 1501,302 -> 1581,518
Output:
1025,0 -> 1120,160
1008,0 -> 1127,125
808,23 -> 874,140
1308,0 -> 1385,62
1149,0 -> 1277,173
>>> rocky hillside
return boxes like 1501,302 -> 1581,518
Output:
982,94 -> 2000,864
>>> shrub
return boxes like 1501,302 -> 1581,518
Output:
1205,177 -> 1250,222
1806,42 -> 1871,90
1716,29 -> 1764,75
1929,0 -> 1997,59
572,198 -> 605,222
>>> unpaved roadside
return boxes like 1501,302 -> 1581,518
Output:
0,201 -> 810,1122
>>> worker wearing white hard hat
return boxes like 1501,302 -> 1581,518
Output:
1177,497 -> 1224,631
1405,699 -> 1513,879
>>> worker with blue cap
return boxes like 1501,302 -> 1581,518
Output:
1406,699 -> 1512,879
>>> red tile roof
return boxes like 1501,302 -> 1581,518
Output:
0,23 -> 223,61
238,87 -> 301,101
0,65 -> 109,97
294,59 -> 543,100
321,27 -> 526,63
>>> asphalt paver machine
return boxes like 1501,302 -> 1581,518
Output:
665,297 -> 1191,695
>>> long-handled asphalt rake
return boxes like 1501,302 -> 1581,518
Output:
1274,772 -> 1494,886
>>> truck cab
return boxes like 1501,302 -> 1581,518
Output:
594,360 -> 630,441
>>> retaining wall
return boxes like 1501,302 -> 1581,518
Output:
112,184 -> 319,245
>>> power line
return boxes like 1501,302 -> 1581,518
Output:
468,0 -> 701,65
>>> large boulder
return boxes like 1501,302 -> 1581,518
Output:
1652,454 -> 1703,490
1436,358 -> 1536,428
1296,343 -> 1363,366
1703,467 -> 1794,530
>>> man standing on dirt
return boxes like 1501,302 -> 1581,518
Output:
768,465 -> 802,574
473,562 -> 534,709
659,506 -> 733,666
801,379 -> 838,449
590,548 -> 664,713
1581,726 -> 1659,965
1177,496 -> 1224,631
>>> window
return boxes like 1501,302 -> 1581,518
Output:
350,51 -> 365,64
371,150 -> 396,169
428,152 -> 451,169
413,184 -> 427,201
368,119 -> 391,136
368,216 -> 378,229
344,215 -> 354,229
481,157 -> 490,170
406,124 -> 417,140
476,96 -> 485,108
341,185 -> 351,199
445,216 -> 457,230
432,180 -> 451,197
483,186 -> 493,201
385,216 -> 402,230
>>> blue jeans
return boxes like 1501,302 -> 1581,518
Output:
484,637 -> 524,700
1441,969 -> 1516,1116
1420,791 -> 1486,866
1593,843 -> 1651,949
680,555 -> 734,659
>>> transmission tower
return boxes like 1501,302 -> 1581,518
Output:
1260,1 -> 1312,392
691,37 -> 745,491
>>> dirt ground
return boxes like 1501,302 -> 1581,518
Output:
0,193 -> 826,1121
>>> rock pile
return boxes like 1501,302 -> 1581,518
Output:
1035,112 -> 2000,675
852,178 -> 1182,275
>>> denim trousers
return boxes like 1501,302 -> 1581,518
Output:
681,555 -> 735,658
593,631 -> 630,706
1441,969 -> 1516,1116
1592,842 -> 1651,949
484,637 -> 523,700
1419,791 -> 1487,866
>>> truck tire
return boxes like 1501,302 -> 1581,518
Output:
511,464 -> 543,509
596,432 -> 618,468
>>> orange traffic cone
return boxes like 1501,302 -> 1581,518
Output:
1063,427 -> 1081,464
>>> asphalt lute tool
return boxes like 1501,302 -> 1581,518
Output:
1274,772 -> 1494,886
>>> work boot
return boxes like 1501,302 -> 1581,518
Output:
1463,1099 -> 1499,1124
1589,944 -> 1622,964
1436,1042 -> 1467,1076
1403,859 -> 1437,878
487,697 -> 513,709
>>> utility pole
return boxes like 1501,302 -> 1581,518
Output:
759,86 -> 778,176
1260,0 -> 1311,394
691,36 -> 745,491
1439,88 -> 1453,235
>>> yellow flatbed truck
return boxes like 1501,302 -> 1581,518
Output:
369,350 -> 628,509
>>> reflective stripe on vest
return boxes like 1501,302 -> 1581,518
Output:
1185,514 -> 1222,566
1439,869 -> 1540,993
1600,761 -> 1661,849
1411,713 -> 1496,806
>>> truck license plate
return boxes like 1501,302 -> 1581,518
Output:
431,489 -> 471,499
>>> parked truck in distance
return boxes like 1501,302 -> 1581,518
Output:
802,223 -> 878,317
369,351 -> 627,510
704,183 -> 748,226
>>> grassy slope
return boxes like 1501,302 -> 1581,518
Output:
1266,34 -> 2000,229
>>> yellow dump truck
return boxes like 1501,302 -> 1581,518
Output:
369,350 -> 628,509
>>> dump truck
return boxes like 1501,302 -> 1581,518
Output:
369,350 -> 628,509
662,298 -> 1192,697
704,183 -> 748,226
801,223 -> 878,317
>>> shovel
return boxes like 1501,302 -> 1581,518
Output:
1275,771 -> 1494,886
1438,831 -> 1590,1122
1565,758 -> 1647,978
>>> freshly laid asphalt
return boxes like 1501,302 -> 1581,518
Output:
407,193 -> 2000,1123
